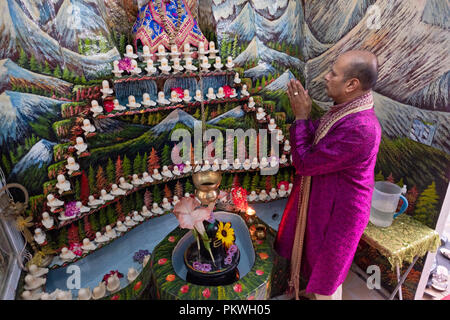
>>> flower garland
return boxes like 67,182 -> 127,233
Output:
102,270 -> 124,285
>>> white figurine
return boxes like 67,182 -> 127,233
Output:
251,157 -> 259,170
151,202 -> 163,215
256,107 -> 266,121
172,59 -> 184,73
65,157 -> 80,175
213,57 -> 223,70
248,96 -> 255,110
24,274 -> 46,291
59,247 -> 76,261
183,43 -> 192,61
92,282 -> 106,300
201,160 -> 211,171
208,41 -> 219,59
182,89 -> 192,103
225,56 -> 234,70
284,140 -> 291,153
156,44 -> 168,60
124,44 -> 138,59
100,80 -> 113,98
184,58 -> 197,71
270,156 -> 278,168
142,172 -> 154,183
127,268 -> 139,282
88,195 -> 104,208
172,165 -> 181,176
269,188 -> 278,200
241,84 -> 250,96
169,90 -> 182,104
132,210 -> 144,222
248,191 -> 258,202
22,290 -> 43,300
268,118 -> 277,131
142,93 -> 156,107
130,59 -> 142,75
278,184 -> 287,197
113,99 -> 126,111
112,60 -> 123,77
159,58 -> 171,74
198,41 -> 208,59
100,189 -> 114,202
216,87 -> 225,99
200,56 -> 211,72
157,91 -> 170,105
141,45 -> 153,62
90,100 -> 103,117
221,159 -> 229,171
74,137 -> 88,155
206,87 -> 216,100
115,220 -> 128,233
55,174 -> 71,195
183,161 -> 192,173
76,201 -> 90,213
243,159 -> 251,170
124,216 -> 136,228
34,228 -> 46,245
279,154 -> 288,165
106,274 -> 120,293
94,231 -> 109,244
141,205 -> 152,218
233,158 -> 241,170
131,174 -> 144,186
81,238 -> 97,252
193,160 -> 201,173
161,198 -> 172,211
82,119 -> 95,136
161,166 -> 173,178
229,88 -> 237,98
78,288 -> 92,301
212,159 -> 220,171
276,129 -> 284,142
259,157 -> 269,169
172,195 -> 180,206
41,212 -> 54,230
47,194 -> 64,212
152,168 -> 162,180
170,44 -> 181,59
234,73 -> 241,84
28,264 -> 48,278
119,177 -> 133,190
194,89 -> 203,102
145,59 -> 157,75
127,95 -> 141,109
105,225 -> 117,239
110,184 -> 126,196
258,189 -> 268,201
55,290 -> 73,300
58,210 -> 73,221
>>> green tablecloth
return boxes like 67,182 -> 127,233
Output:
362,214 -> 441,270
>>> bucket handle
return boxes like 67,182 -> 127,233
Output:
393,195 -> 408,218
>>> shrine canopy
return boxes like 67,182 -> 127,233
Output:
132,0 -> 209,55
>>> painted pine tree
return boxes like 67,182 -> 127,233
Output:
88,165 -> 96,194
122,155 -> 131,177
67,224 -> 80,245
115,156 -> 124,183
96,166 -> 108,193
133,153 -> 142,174
152,185 -> 162,204
161,145 -> 171,166
174,180 -> 183,198
414,182 -> 439,227
83,215 -> 95,239
148,148 -> 160,171
141,152 -> 148,174
106,158 -> 115,184
163,184 -> 172,201
144,189 -> 152,209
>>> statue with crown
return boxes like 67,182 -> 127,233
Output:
132,0 -> 209,55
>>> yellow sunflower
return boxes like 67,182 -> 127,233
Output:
216,221 -> 235,249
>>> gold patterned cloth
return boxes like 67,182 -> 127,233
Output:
362,214 -> 441,270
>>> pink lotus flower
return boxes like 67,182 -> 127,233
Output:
173,197 -> 213,236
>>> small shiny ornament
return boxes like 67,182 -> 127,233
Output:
192,171 -> 222,206
255,224 -> 267,240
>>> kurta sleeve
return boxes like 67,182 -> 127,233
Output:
289,118 -> 376,176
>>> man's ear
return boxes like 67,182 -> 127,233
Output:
345,78 -> 360,93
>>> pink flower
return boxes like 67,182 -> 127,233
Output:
223,85 -> 233,98
233,283 -> 242,293
158,258 -> 168,265
256,269 -> 264,276
180,285 -> 189,294
173,197 -> 213,235
172,87 -> 184,98
103,100 -> 114,113
202,288 -> 211,298
168,236 -> 176,243
118,57 -> 132,72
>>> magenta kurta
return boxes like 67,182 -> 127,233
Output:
274,102 -> 382,295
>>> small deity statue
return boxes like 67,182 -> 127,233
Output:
241,84 -> 250,96
152,168 -> 163,180
161,165 -> 173,178
34,228 -> 47,245
284,140 -> 291,153
183,43 -> 192,61
221,159 -> 230,171
92,283 -> 106,300
212,159 -> 220,171
248,190 -> 258,202
82,119 -> 96,136
88,195 -> 104,208
198,41 -> 208,60
24,274 -> 46,291
100,189 -> 114,202
243,159 -> 251,170
159,58 -> 171,74
169,90 -> 182,104
213,57 -> 223,70
56,174 -> 71,194
206,87 -> 216,100
233,158 -> 242,170
276,129 -> 284,142
145,59 -> 157,75
151,202 -> 163,215
251,157 -> 259,170
200,56 -> 211,72
269,187 -> 278,200
124,44 -> 138,59
59,247 -> 76,261
256,107 -> 266,121
95,231 -> 109,244
161,198 -> 172,211
28,264 -> 48,278
208,41 -> 219,59
279,154 -> 288,165
78,288 -> 92,300
248,97 -> 256,110
47,194 -> 64,212
182,89 -> 192,103
141,205 -> 152,218
225,56 -> 234,70
201,160 -> 211,171
131,174 -> 144,186
157,91 -> 170,105
110,184 -> 126,196
172,165 -> 181,176
141,45 -> 153,62
278,184 -> 287,197
183,161 -> 192,173
234,73 -> 241,84
100,80 -> 113,99
170,44 -> 181,59
127,95 -> 141,109
172,195 -> 180,206
142,172 -> 154,183
105,225 -> 117,239
270,156 -> 278,168
41,212 -> 54,229
127,268 -> 139,282
216,87 -> 225,99
130,59 -> 142,75
184,58 -> 197,72
258,189 -> 268,201
259,157 -> 269,169
113,99 -> 126,111
65,157 -> 80,175
112,60 -> 123,77
76,201 -> 90,213
268,118 -> 277,131
90,100 -> 103,117
230,88 -> 237,98
115,220 -> 128,233
172,58 -> 184,73
194,89 -> 203,102
124,216 -> 137,227
74,137 -> 88,155
119,177 -> 133,190
81,238 -> 97,252
156,44 -> 168,61
142,93 -> 156,107
193,160 -> 201,173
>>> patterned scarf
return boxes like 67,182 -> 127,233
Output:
289,91 -> 374,299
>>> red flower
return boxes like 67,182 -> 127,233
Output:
172,87 -> 184,98
111,294 -> 120,300
158,258 -> 168,265
133,281 -> 142,291
166,274 -> 176,282
277,181 -> 289,191
256,269 -> 264,276
168,236 -> 176,243
255,239 -> 263,245
233,283 -> 242,293
180,285 -> 189,294
258,252 -> 269,260
202,288 -> 211,298
103,100 -> 114,113
223,85 -> 233,98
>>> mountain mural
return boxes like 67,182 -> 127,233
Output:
151,109 -> 201,134
262,69 -> 296,92
207,106 -> 245,125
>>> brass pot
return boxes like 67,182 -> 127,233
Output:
192,171 -> 222,205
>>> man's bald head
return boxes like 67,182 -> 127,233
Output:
339,50 -> 379,91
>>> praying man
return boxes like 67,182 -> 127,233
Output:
274,50 -> 382,300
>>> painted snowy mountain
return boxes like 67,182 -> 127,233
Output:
234,37 -> 304,71
0,0 -> 120,79
305,0 -> 450,112
151,109 -> 201,134
8,139 -> 56,195
0,91 -> 64,145
0,58 -> 72,95
262,69 -> 296,92
207,106 -> 245,125
243,62 -> 275,80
